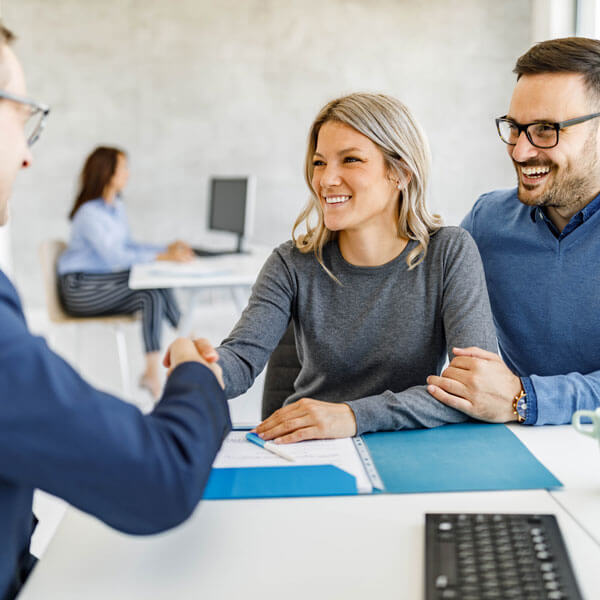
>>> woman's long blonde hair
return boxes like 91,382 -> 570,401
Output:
292,93 -> 442,273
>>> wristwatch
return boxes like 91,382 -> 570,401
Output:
512,381 -> 527,423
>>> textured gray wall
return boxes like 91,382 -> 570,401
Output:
4,0 -> 530,308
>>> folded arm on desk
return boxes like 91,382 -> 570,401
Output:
384,229 -> 500,434
348,387 -> 470,435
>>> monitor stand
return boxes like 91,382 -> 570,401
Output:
193,235 -> 249,258
235,234 -> 249,254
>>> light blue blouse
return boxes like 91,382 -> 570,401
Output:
58,198 -> 166,274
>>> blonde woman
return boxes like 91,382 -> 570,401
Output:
207,93 -> 497,442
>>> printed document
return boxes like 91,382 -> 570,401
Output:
212,431 -> 373,493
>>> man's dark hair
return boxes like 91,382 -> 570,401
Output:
514,37 -> 600,104
0,22 -> 15,46
0,22 -> 15,89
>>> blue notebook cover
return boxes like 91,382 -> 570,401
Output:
363,423 -> 562,494
203,464 -> 357,500
203,423 -> 562,499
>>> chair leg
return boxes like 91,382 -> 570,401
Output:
114,324 -> 132,399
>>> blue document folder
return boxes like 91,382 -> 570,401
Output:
366,423 -> 562,494
203,423 -> 562,500
203,465 -> 357,499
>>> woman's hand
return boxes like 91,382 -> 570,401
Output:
163,337 -> 224,389
157,240 -> 195,263
254,398 -> 357,444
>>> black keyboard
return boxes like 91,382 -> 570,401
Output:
425,513 -> 583,600
192,247 -> 237,257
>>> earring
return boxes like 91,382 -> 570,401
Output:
397,182 -> 403,190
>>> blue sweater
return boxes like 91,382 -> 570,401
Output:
58,199 -> 165,274
0,271 -> 230,600
462,188 -> 600,425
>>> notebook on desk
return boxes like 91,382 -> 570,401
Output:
203,423 -> 562,500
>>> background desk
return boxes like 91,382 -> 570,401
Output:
19,426 -> 600,600
129,250 -> 270,332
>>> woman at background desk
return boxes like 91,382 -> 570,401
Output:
58,146 -> 194,398
200,93 -> 497,442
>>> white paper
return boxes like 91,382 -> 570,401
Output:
212,431 -> 372,493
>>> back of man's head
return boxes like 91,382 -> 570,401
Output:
514,37 -> 600,107
0,22 -> 15,88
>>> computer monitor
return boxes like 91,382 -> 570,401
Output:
207,176 -> 256,253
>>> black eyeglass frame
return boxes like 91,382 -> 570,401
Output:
0,89 -> 50,146
495,112 -> 600,149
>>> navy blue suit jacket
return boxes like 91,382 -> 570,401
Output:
0,271 -> 231,600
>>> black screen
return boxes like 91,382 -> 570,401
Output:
209,178 -> 247,235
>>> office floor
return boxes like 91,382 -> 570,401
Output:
26,288 -> 263,558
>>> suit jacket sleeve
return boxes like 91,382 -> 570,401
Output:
0,273 -> 231,534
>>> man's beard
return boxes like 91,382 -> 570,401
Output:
515,130 -> 600,211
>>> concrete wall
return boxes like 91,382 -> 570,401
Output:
4,0 -> 531,308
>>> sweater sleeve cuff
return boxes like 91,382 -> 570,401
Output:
521,376 -> 538,425
344,395 -> 385,436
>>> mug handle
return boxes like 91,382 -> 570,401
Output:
572,410 -> 599,438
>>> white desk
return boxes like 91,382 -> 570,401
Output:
18,426 -> 600,600
129,250 -> 270,332
510,424 -> 600,548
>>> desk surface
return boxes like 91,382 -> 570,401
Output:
19,426 -> 600,600
509,423 -> 600,549
129,250 -> 270,290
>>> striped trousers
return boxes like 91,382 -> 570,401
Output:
59,271 -> 180,353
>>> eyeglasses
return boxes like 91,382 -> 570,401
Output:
0,89 -> 50,146
495,112 -> 600,149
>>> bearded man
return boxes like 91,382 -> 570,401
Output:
427,37 -> 600,426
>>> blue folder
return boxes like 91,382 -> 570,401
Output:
202,423 -> 562,500
204,465 -> 357,499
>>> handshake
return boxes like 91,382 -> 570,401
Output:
163,337 -> 224,389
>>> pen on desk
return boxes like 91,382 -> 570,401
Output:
246,432 -> 295,462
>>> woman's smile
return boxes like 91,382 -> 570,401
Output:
323,193 -> 352,205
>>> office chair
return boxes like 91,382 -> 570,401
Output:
38,239 -> 139,399
261,323 -> 301,420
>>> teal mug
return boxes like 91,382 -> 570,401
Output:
572,408 -> 600,442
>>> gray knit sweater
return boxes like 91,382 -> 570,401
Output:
218,227 -> 497,435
